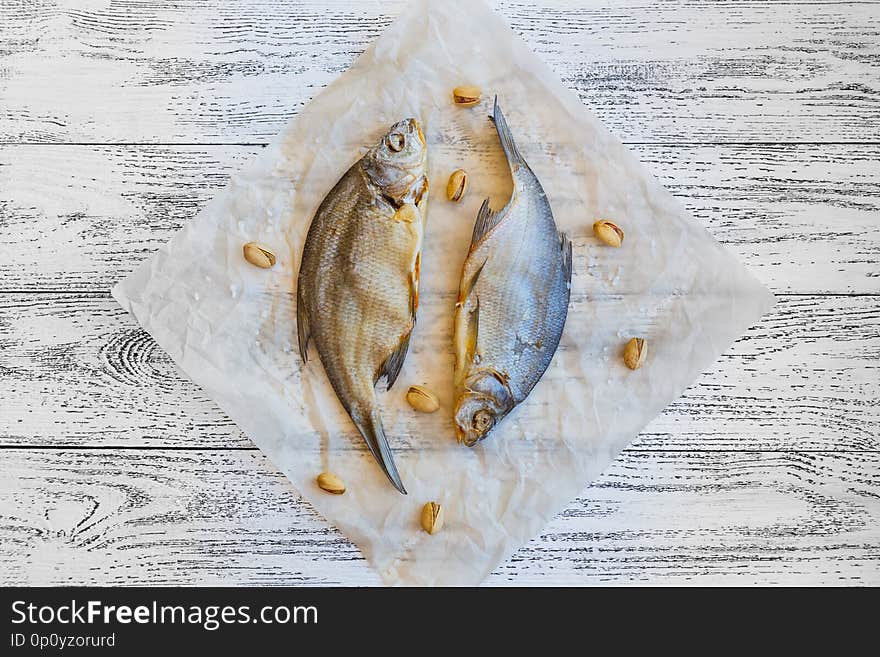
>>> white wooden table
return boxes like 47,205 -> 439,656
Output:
1,0 -> 878,586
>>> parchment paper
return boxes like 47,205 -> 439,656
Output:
112,0 -> 775,585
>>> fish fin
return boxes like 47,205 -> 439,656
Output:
471,198 -> 504,245
414,175 -> 429,209
352,407 -> 407,494
491,97 -> 527,169
296,277 -> 310,362
461,258 -> 487,303
466,297 -> 480,363
410,252 -> 421,317
381,192 -> 403,210
378,330 -> 412,391
560,231 -> 573,283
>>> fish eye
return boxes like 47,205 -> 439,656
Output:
386,133 -> 405,152
473,410 -> 494,433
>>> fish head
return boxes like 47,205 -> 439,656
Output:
454,370 -> 514,447
364,118 -> 427,203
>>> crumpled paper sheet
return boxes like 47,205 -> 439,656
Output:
113,0 -> 775,585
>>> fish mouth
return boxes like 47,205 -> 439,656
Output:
455,423 -> 483,448
461,434 -> 481,448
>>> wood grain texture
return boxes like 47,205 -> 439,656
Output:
1,448 -> 877,586
1,143 -> 877,294
1,293 -> 876,451
1,0 -> 878,144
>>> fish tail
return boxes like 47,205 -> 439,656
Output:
491,97 -> 526,168
353,406 -> 407,494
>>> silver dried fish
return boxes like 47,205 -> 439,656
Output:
453,100 -> 572,446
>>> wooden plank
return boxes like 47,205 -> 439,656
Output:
1,143 -> 877,294
1,1 -> 878,144
1,293 -> 876,451
0,448 -> 876,585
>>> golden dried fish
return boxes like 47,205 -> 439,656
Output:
297,119 -> 428,494
453,100 -> 572,446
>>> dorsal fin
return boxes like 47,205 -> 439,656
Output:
560,231 -> 573,283
471,198 -> 504,245
295,277 -> 311,362
377,330 -> 412,391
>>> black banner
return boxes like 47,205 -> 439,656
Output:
1,586 -> 870,653
2,586 -> 591,652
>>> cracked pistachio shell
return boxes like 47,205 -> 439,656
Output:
452,85 -> 481,106
593,220 -> 624,247
406,385 -> 440,413
421,502 -> 444,535
446,169 -> 468,202
243,242 -> 277,268
623,337 -> 647,370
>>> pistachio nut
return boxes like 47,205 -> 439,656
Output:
316,472 -> 346,495
446,169 -> 468,202
406,385 -> 440,413
421,501 -> 444,535
593,220 -> 624,247
623,337 -> 647,370
243,242 -> 277,268
452,85 -> 481,107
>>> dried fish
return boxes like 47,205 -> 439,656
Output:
297,119 -> 428,493
453,100 -> 571,446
